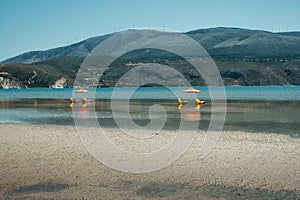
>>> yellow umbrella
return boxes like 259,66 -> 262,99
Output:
75,88 -> 89,93
182,87 -> 201,94
180,87 -> 205,109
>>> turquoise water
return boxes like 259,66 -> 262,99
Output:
0,86 -> 299,100
0,86 -> 299,136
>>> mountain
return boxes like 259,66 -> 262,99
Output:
0,57 -> 84,88
276,31 -> 300,38
2,27 -> 300,64
1,27 -> 300,87
0,33 -> 113,65
187,27 -> 300,60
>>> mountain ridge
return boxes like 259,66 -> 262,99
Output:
2,27 -> 300,64
1,27 -> 300,87
0,33 -> 113,64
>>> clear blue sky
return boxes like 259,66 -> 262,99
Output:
1,0 -> 300,61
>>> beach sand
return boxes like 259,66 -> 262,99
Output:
0,124 -> 299,199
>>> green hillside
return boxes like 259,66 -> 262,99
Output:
1,55 -> 299,87
1,27 -> 300,87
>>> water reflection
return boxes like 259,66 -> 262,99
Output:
183,111 -> 201,122
177,98 -> 205,122
0,99 -> 299,135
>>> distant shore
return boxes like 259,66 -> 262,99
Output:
0,124 -> 299,199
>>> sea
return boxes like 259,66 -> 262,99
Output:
0,86 -> 299,137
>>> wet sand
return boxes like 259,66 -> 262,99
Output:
0,124 -> 299,199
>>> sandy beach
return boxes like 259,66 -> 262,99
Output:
0,123 -> 299,199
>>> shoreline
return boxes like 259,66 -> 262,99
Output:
1,123 -> 299,199
1,121 -> 300,138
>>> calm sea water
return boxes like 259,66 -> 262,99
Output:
0,86 -> 299,100
0,86 -> 299,136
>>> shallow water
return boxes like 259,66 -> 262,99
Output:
1,86 -> 299,136
0,98 -> 299,136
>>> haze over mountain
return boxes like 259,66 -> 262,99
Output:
1,27 -> 300,88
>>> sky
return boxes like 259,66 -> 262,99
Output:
1,0 -> 300,61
